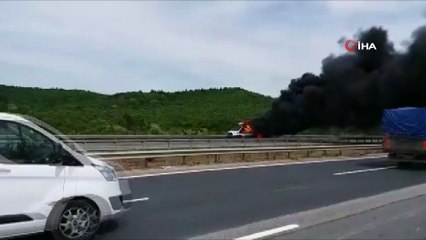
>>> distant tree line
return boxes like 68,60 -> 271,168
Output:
0,85 -> 272,135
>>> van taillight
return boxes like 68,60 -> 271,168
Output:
421,140 -> 426,149
383,136 -> 391,149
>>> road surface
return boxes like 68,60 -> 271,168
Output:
275,194 -> 426,239
99,155 -> 426,239
22,155 -> 426,239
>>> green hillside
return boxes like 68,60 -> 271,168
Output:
0,85 -> 272,135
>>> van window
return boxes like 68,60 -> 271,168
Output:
0,121 -> 57,165
230,125 -> 242,131
21,114 -> 86,153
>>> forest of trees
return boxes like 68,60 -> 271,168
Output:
0,84 -> 272,135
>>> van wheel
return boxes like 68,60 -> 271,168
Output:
50,200 -> 100,240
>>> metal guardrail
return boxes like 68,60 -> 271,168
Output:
65,134 -> 383,140
63,135 -> 383,152
65,134 -> 225,140
90,144 -> 382,159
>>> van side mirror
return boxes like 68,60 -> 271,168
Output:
54,143 -> 81,166
55,143 -> 64,154
49,143 -> 65,165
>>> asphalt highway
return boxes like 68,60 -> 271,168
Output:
276,194 -> 426,239
95,156 -> 426,239
20,155 -> 426,240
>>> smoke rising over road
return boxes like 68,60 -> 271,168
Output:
252,25 -> 426,136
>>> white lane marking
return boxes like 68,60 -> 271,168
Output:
235,224 -> 300,240
118,155 -> 385,179
334,166 -> 395,176
123,197 -> 149,203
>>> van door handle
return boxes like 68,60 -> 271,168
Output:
0,168 -> 11,174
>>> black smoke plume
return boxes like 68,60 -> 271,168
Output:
252,25 -> 426,136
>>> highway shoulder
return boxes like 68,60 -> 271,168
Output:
276,194 -> 426,239
192,182 -> 426,240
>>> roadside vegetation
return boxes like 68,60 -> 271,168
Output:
0,84 -> 272,135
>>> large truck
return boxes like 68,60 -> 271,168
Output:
382,107 -> 426,167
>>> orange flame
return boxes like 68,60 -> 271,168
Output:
241,121 -> 253,133
238,120 -> 263,138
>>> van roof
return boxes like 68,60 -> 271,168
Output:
0,112 -> 30,122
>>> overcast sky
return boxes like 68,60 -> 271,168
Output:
0,1 -> 425,96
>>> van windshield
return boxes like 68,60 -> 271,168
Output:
230,125 -> 242,131
21,115 -> 86,153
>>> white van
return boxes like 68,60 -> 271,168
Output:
0,113 -> 131,240
226,122 -> 254,138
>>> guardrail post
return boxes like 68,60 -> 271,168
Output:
209,140 -> 212,148
114,139 -> 118,151
189,139 -> 193,149
167,139 -> 171,149
142,140 -> 145,150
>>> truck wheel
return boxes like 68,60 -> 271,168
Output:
397,162 -> 411,168
50,199 -> 101,240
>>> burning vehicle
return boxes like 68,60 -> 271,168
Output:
226,121 -> 254,138
226,120 -> 263,138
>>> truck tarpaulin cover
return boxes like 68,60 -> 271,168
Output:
382,107 -> 426,138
